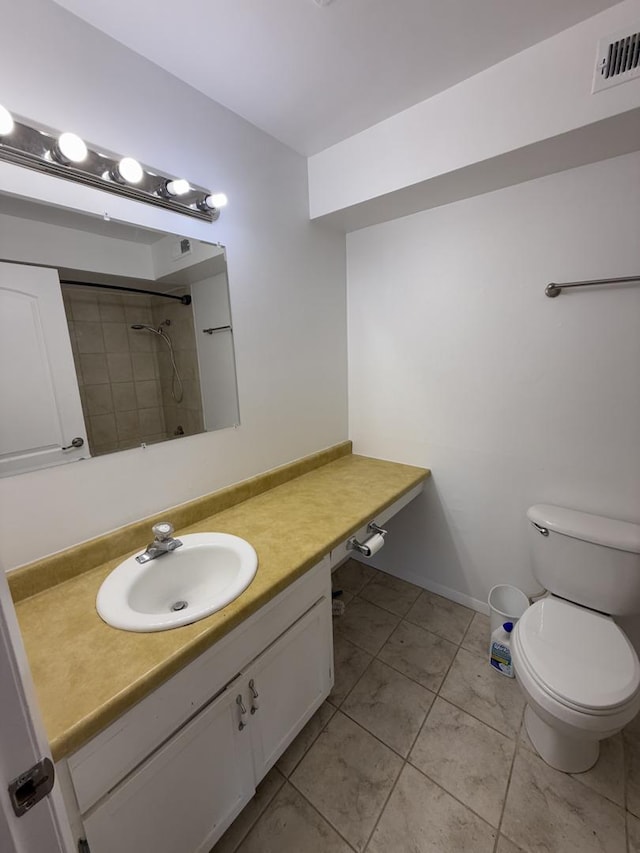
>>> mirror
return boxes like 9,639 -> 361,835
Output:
0,194 -> 240,477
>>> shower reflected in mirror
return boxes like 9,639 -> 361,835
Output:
0,193 -> 240,476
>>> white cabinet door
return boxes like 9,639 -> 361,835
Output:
246,597 -> 333,781
83,684 -> 255,853
0,262 -> 88,476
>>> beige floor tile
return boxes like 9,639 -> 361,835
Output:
334,588 -> 354,606
276,702 -> 336,777
405,590 -> 474,644
496,836 -> 526,853
625,729 -> 640,818
461,612 -> 491,659
521,694 -> 624,807
342,659 -> 435,757
627,710 -> 640,735
332,559 -> 378,595
570,733 -> 625,806
291,711 -> 402,851
329,634 -> 372,706
628,812 -> 640,853
333,598 -> 400,655
440,648 -> 525,738
523,717 -> 624,807
410,697 -> 515,827
378,620 -> 457,693
211,768 -> 285,853
519,714 -> 535,752
501,749 -> 626,853
234,782 -> 352,853
359,571 -> 422,616
368,763 -> 496,853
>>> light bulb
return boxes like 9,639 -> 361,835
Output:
206,193 -> 228,209
116,157 -> 144,184
164,178 -> 190,197
57,132 -> 88,163
0,104 -> 14,136
196,192 -> 228,213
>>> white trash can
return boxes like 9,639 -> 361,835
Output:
488,584 -> 530,634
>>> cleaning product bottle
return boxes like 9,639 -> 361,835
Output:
490,621 -> 514,677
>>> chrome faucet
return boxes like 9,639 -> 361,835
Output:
136,522 -> 183,564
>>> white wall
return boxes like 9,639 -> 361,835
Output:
0,0 -> 347,569
347,152 -> 640,611
309,0 -> 640,227
0,210 -> 154,278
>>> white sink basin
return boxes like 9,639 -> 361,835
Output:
96,533 -> 258,632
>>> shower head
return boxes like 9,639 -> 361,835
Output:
130,321 -> 184,403
130,323 -> 159,333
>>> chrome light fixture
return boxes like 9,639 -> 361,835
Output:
0,105 -> 227,223
0,105 -> 16,136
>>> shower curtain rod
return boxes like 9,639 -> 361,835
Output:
545,274 -> 640,298
59,279 -> 192,305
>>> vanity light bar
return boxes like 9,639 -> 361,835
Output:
0,106 -> 227,223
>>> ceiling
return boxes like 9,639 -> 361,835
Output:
53,0 -> 620,156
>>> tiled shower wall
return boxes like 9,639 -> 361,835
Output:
150,296 -> 204,440
62,286 -> 203,456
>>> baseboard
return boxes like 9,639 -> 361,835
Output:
350,557 -> 489,615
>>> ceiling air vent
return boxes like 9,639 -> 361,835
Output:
592,25 -> 640,93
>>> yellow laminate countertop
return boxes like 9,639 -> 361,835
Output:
13,452 -> 429,761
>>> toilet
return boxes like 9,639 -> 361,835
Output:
512,504 -> 640,773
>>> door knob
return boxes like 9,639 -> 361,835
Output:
62,437 -> 84,451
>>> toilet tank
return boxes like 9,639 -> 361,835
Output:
527,505 -> 640,615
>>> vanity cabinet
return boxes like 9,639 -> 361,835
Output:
62,558 -> 333,853
56,485 -> 424,853
245,597 -> 329,780
83,684 -> 253,853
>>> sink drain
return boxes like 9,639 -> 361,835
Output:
170,600 -> 188,612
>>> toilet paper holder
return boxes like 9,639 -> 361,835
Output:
348,522 -> 387,557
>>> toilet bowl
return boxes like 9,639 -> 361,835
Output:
513,505 -> 640,773
512,596 -> 640,772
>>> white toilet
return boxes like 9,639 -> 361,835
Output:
512,504 -> 640,773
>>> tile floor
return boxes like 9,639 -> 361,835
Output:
212,560 -> 640,853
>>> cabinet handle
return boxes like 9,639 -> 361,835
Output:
249,679 -> 260,714
236,695 -> 248,730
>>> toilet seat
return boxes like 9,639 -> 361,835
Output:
515,597 -> 640,713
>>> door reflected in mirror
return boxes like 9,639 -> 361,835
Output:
0,195 -> 240,477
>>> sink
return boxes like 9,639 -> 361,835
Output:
96,533 -> 258,632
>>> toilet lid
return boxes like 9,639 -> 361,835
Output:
517,597 -> 640,711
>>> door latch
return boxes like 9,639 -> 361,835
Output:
62,437 -> 84,451
8,757 -> 55,816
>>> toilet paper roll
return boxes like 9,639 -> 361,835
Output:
362,532 -> 385,557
